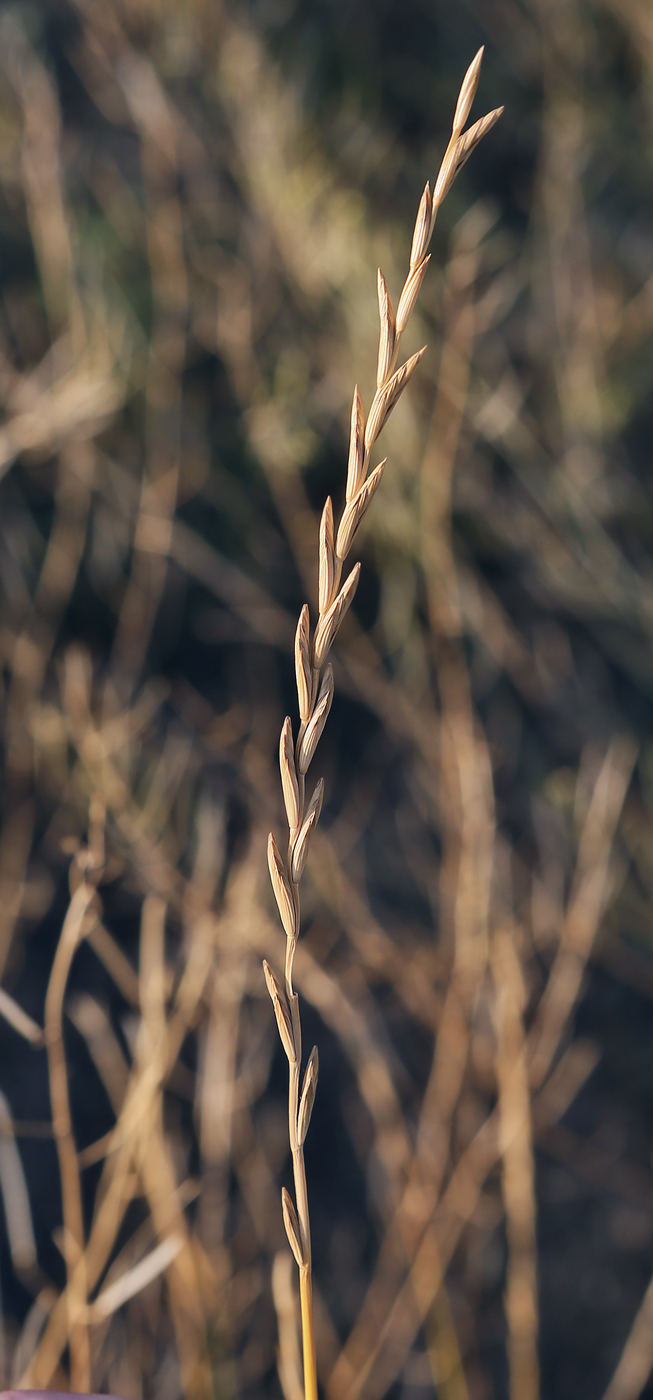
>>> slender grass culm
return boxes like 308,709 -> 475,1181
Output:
265,51 -> 503,1400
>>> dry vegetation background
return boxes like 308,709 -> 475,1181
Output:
0,1 -> 652,1400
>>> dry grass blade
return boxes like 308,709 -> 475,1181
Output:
602,1271 -> 653,1400
0,1091 -> 37,1272
0,987 -> 43,1046
90,1234 -> 184,1321
528,737 -> 636,1089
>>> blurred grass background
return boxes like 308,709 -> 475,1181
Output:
0,2 -> 653,1400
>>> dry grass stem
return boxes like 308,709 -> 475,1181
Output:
265,48 -> 502,1400
492,927 -> 540,1400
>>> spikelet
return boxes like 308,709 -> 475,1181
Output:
452,46 -> 484,137
298,1047 -> 319,1145
291,779 -> 324,884
318,498 -> 337,613
336,460 -> 386,562
297,667 -> 333,775
267,832 -> 296,939
279,717 -> 300,831
295,605 -> 312,722
433,108 -> 504,213
282,1188 -> 304,1267
410,182 -> 432,270
291,805 -> 318,884
376,270 -> 396,389
305,777 -> 324,829
313,565 -> 361,670
263,961 -> 296,1062
452,107 -> 504,177
346,385 -> 365,502
396,256 -> 431,337
364,348 -> 427,452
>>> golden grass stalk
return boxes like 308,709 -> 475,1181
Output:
265,49 -> 502,1400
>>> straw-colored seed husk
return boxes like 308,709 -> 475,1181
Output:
433,106 -> 504,214
336,460 -> 386,562
267,832 -> 296,939
313,566 -> 361,670
280,716 -> 300,831
453,46 -> 484,136
298,1047 -> 319,1146
297,666 -> 333,775
410,181 -> 432,269
263,961 -> 297,1062
396,256 -> 431,337
295,605 -> 312,722
318,497 -> 337,613
346,385 -> 365,502
364,348 -> 427,452
282,1188 -> 305,1268
291,806 -> 318,884
454,107 -> 504,176
376,269 -> 396,389
305,777 -> 324,828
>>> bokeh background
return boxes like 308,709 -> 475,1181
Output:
0,1 -> 652,1399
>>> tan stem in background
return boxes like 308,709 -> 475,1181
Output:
492,926 -> 540,1400
44,879 -> 96,1393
